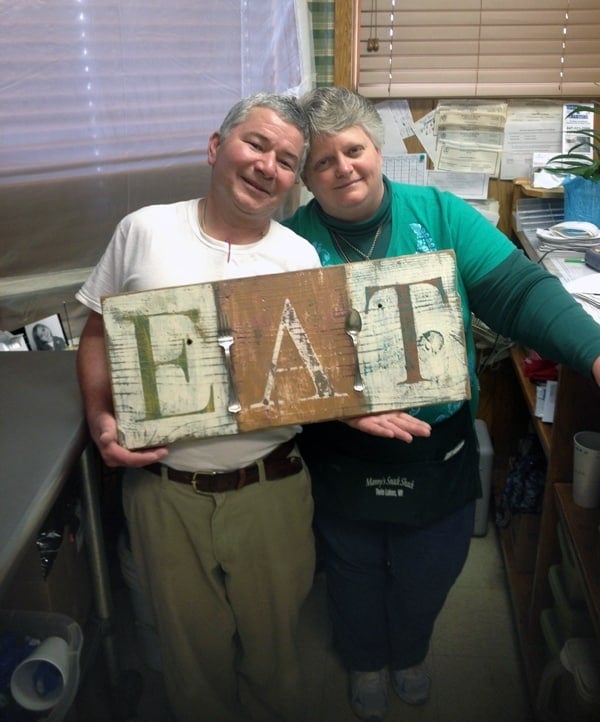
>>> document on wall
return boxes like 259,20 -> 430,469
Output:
562,102 -> 595,158
426,170 -> 489,199
412,109 -> 437,164
436,144 -> 501,177
434,100 -> 508,132
375,99 -> 414,155
433,100 -> 506,177
383,154 -> 427,185
499,100 -> 562,180
437,128 -> 504,148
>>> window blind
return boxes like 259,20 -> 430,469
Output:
357,0 -> 600,98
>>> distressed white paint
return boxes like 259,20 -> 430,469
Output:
345,251 -> 468,409
103,284 -> 238,448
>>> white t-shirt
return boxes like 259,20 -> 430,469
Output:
76,198 -> 321,471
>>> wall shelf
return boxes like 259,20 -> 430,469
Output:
509,346 -> 553,458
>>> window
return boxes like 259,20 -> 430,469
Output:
0,0 -> 314,336
1,0 -> 313,184
356,0 -> 600,98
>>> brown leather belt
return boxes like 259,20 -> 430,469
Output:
144,439 -> 302,493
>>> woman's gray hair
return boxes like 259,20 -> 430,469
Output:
218,93 -> 309,173
298,87 -> 385,150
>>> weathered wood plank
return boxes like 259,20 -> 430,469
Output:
102,251 -> 470,449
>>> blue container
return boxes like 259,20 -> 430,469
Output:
563,175 -> 600,226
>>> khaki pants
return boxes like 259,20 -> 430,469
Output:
122,457 -> 315,722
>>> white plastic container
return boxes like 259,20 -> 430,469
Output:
0,609 -> 82,721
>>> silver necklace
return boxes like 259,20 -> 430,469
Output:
330,223 -> 383,263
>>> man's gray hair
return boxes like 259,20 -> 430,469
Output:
218,93 -> 309,174
298,86 -> 385,150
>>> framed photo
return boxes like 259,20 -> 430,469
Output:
23,314 -> 69,351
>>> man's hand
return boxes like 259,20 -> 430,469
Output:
343,411 -> 431,441
92,410 -> 168,468
78,311 -> 168,468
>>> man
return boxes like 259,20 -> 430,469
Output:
76,94 -> 321,722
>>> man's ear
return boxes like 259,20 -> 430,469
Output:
207,131 -> 220,166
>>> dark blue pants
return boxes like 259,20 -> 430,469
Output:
314,501 -> 476,671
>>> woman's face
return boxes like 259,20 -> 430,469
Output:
35,324 -> 52,343
302,126 -> 384,222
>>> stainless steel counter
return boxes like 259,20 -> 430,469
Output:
0,351 -> 87,596
0,349 -> 123,699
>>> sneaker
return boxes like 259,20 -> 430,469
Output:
391,662 -> 431,705
349,668 -> 389,721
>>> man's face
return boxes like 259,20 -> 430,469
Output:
207,107 -> 304,220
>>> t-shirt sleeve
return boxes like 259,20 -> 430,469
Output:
75,226 -> 125,314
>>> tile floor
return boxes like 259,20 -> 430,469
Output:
74,519 -> 534,722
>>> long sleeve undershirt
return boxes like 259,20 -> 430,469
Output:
469,249 -> 600,379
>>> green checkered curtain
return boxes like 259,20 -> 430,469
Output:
308,1 -> 334,87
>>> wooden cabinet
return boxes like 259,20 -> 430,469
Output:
554,485 -> 600,639
490,348 -> 600,699
482,184 -> 600,704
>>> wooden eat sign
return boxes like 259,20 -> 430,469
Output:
102,250 -> 470,449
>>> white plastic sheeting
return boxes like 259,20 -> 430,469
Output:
0,0 -> 315,338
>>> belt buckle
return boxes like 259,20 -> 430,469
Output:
191,469 -> 219,494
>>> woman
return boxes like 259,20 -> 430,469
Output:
32,322 -> 67,351
284,87 -> 600,722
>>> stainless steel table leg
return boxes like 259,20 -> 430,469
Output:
77,443 -> 121,688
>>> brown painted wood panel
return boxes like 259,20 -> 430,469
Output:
102,251 -> 470,449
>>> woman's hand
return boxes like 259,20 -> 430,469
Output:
343,411 -> 431,442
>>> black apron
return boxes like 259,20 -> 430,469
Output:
298,403 -> 481,528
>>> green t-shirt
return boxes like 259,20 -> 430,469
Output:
284,180 -> 515,423
284,179 -> 600,524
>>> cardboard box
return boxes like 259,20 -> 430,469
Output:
2,525 -> 92,628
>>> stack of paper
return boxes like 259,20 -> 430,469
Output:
565,274 -> 600,315
536,221 -> 600,252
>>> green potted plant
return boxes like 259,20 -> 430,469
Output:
545,102 -> 600,226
